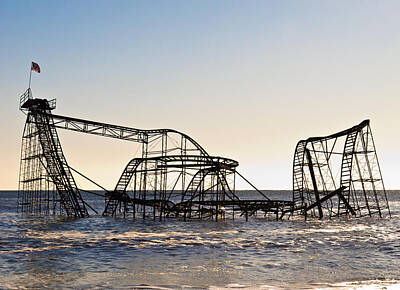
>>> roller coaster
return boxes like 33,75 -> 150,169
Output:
17,89 -> 292,220
17,88 -> 391,220
292,120 -> 390,218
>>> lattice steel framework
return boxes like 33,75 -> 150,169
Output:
292,120 -> 390,218
18,89 -> 89,217
18,89 -> 288,220
103,155 -> 240,220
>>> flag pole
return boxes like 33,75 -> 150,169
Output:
28,62 -> 32,90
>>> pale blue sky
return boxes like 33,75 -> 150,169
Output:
1,0 -> 400,189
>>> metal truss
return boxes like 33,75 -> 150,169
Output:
104,154 -> 293,221
292,120 -> 390,218
18,88 -> 289,220
18,89 -> 88,217
19,88 -> 389,221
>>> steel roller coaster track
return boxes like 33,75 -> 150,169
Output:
18,89 -> 292,220
292,120 -> 390,218
17,88 -> 390,220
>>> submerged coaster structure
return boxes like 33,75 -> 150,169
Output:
292,120 -> 391,218
17,88 -> 390,220
18,88 -> 292,220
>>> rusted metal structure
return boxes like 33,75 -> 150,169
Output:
292,120 -> 390,218
18,90 -> 88,217
18,89 -> 291,220
18,88 -> 390,221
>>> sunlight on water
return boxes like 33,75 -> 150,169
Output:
1,191 -> 400,289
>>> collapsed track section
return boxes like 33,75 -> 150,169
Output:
103,155 -> 292,221
18,88 -> 390,220
18,89 -> 289,220
103,155 -> 240,220
292,120 -> 390,218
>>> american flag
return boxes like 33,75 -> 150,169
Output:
31,62 -> 41,73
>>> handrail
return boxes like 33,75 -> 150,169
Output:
302,120 -> 369,143
47,113 -> 209,155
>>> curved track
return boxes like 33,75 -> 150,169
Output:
18,89 -> 282,220
292,120 -> 390,218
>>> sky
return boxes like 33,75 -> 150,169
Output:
1,0 -> 400,190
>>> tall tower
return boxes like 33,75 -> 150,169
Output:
18,89 -> 88,217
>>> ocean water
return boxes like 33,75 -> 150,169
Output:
1,190 -> 400,289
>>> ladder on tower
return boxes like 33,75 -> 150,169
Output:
293,141 -> 306,208
34,112 -> 88,217
338,130 -> 358,215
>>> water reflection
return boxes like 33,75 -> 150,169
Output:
0,192 -> 400,288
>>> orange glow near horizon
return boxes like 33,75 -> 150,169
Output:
1,1 -> 400,189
